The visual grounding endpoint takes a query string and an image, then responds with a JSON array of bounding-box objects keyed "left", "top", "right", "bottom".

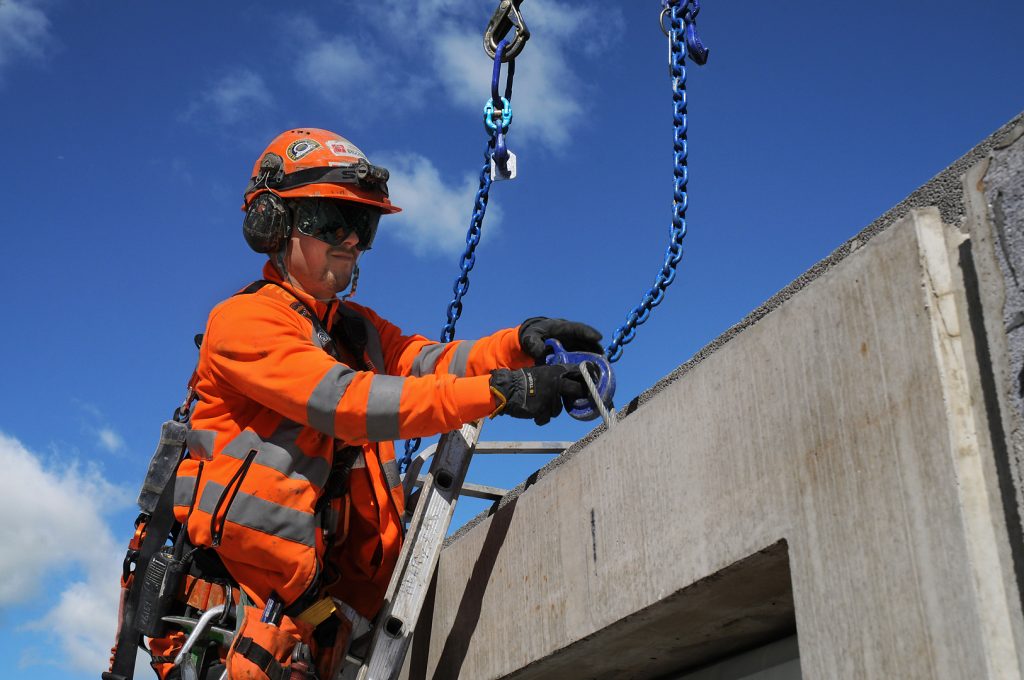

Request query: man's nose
[{"left": 339, "top": 229, "right": 360, "bottom": 248}]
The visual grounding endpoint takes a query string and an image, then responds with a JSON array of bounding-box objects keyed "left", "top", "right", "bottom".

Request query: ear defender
[
  {"left": 242, "top": 153, "right": 291, "bottom": 253},
  {"left": 243, "top": 192, "right": 291, "bottom": 253}
]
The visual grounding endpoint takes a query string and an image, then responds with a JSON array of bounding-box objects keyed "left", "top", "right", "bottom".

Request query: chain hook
[
  {"left": 682, "top": 0, "right": 709, "bottom": 65},
  {"left": 660, "top": 0, "right": 709, "bottom": 70},
  {"left": 484, "top": 0, "right": 530, "bottom": 61}
]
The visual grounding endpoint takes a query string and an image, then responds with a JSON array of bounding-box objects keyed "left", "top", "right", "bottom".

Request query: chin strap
[
  {"left": 342, "top": 264, "right": 360, "bottom": 301},
  {"left": 273, "top": 244, "right": 290, "bottom": 282}
]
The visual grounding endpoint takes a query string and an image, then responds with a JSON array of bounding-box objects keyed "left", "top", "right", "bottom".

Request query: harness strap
[
  {"left": 104, "top": 474, "right": 180, "bottom": 680},
  {"left": 235, "top": 636, "right": 289, "bottom": 680},
  {"left": 316, "top": 446, "right": 361, "bottom": 513},
  {"left": 239, "top": 279, "right": 342, "bottom": 359}
]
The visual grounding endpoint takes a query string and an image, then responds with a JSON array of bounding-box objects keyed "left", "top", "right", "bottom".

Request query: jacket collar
[{"left": 261, "top": 261, "right": 338, "bottom": 328}]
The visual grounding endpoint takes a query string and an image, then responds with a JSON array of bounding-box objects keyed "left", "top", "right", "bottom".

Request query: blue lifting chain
[
  {"left": 605, "top": 0, "right": 709, "bottom": 364},
  {"left": 400, "top": 34, "right": 522, "bottom": 473}
]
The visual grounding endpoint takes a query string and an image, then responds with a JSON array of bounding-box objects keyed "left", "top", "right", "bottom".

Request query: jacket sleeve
[
  {"left": 203, "top": 295, "right": 496, "bottom": 444},
  {"left": 347, "top": 302, "right": 534, "bottom": 378}
]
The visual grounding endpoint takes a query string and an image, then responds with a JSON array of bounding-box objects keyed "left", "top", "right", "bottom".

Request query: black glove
[
  {"left": 518, "top": 317, "right": 603, "bottom": 362},
  {"left": 489, "top": 365, "right": 590, "bottom": 425}
]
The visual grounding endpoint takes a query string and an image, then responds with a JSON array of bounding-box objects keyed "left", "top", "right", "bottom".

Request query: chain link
[
  {"left": 440, "top": 137, "right": 498, "bottom": 344},
  {"left": 402, "top": 39, "right": 514, "bottom": 472},
  {"left": 401, "top": 134, "right": 500, "bottom": 470},
  {"left": 606, "top": 1, "right": 703, "bottom": 364}
]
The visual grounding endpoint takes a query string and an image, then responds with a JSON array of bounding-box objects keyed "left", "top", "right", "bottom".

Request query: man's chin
[{"left": 325, "top": 271, "right": 353, "bottom": 296}]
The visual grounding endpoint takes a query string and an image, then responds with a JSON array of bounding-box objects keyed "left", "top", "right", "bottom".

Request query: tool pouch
[
  {"left": 137, "top": 547, "right": 191, "bottom": 638},
  {"left": 227, "top": 606, "right": 311, "bottom": 680},
  {"left": 138, "top": 420, "right": 190, "bottom": 515}
]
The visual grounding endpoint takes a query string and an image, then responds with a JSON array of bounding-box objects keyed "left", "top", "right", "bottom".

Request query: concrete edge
[{"left": 446, "top": 111, "right": 1024, "bottom": 547}]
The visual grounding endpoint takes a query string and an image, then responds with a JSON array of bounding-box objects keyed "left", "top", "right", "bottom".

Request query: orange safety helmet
[{"left": 242, "top": 128, "right": 401, "bottom": 214}]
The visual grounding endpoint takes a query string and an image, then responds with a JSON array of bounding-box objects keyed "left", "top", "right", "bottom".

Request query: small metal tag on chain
[{"left": 490, "top": 150, "right": 517, "bottom": 180}]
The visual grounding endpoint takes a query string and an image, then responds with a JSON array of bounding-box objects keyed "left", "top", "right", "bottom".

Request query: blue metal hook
[
  {"left": 683, "top": 21, "right": 709, "bottom": 64},
  {"left": 544, "top": 339, "right": 616, "bottom": 422},
  {"left": 662, "top": 0, "right": 710, "bottom": 66}
]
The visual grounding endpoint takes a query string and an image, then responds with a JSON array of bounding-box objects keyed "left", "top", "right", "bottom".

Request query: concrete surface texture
[{"left": 404, "top": 115, "right": 1024, "bottom": 679}]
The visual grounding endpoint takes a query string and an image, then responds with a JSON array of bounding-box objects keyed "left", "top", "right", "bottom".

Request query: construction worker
[{"left": 152, "top": 128, "right": 602, "bottom": 679}]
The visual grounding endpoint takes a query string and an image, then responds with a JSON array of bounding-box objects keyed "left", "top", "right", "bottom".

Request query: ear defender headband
[{"left": 242, "top": 153, "right": 292, "bottom": 253}]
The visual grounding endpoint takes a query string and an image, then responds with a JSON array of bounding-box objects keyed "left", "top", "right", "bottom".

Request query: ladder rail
[
  {"left": 355, "top": 421, "right": 484, "bottom": 680},
  {"left": 352, "top": 431, "right": 571, "bottom": 679}
]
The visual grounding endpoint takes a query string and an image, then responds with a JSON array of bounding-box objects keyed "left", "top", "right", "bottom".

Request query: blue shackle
[{"left": 544, "top": 339, "right": 616, "bottom": 422}]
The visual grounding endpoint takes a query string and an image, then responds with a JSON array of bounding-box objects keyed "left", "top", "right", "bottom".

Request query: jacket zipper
[{"left": 210, "top": 449, "right": 257, "bottom": 547}]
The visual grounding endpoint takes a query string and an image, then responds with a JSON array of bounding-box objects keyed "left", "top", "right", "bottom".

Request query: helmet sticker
[
  {"left": 327, "top": 139, "right": 367, "bottom": 160},
  {"left": 286, "top": 138, "right": 322, "bottom": 161}
]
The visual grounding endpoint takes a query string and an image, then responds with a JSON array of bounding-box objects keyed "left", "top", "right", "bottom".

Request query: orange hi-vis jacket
[{"left": 173, "top": 263, "right": 532, "bottom": 617}]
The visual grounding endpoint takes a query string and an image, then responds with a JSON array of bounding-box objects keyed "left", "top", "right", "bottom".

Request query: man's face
[{"left": 284, "top": 227, "right": 361, "bottom": 301}]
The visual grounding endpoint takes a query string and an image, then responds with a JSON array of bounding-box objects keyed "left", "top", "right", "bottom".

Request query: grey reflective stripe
[
  {"left": 411, "top": 343, "right": 446, "bottom": 377},
  {"left": 199, "top": 481, "right": 316, "bottom": 547},
  {"left": 175, "top": 476, "right": 197, "bottom": 507},
  {"left": 363, "top": 319, "right": 386, "bottom": 372},
  {"left": 366, "top": 375, "right": 404, "bottom": 441},
  {"left": 220, "top": 427, "right": 331, "bottom": 489},
  {"left": 449, "top": 340, "right": 475, "bottom": 377},
  {"left": 381, "top": 459, "right": 402, "bottom": 490},
  {"left": 186, "top": 429, "right": 216, "bottom": 460},
  {"left": 307, "top": 365, "right": 357, "bottom": 437},
  {"left": 221, "top": 430, "right": 261, "bottom": 459},
  {"left": 265, "top": 419, "right": 330, "bottom": 487},
  {"left": 351, "top": 452, "right": 367, "bottom": 469}
]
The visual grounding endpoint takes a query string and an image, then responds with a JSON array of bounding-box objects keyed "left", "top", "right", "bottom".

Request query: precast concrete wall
[{"left": 402, "top": 114, "right": 1024, "bottom": 680}]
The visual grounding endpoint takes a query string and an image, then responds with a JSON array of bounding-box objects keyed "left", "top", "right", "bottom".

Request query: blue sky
[{"left": 0, "top": 0, "right": 1021, "bottom": 677}]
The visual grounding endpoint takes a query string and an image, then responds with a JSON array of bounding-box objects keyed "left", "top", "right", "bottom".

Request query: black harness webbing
[
  {"left": 241, "top": 279, "right": 343, "bottom": 359},
  {"left": 103, "top": 474, "right": 180, "bottom": 680},
  {"left": 235, "top": 636, "right": 289, "bottom": 680}
]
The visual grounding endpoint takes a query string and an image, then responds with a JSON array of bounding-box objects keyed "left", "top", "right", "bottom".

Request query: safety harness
[{"left": 104, "top": 279, "right": 378, "bottom": 680}]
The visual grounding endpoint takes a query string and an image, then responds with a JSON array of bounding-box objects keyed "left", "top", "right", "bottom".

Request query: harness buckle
[
  {"left": 483, "top": 0, "right": 530, "bottom": 61},
  {"left": 121, "top": 549, "right": 139, "bottom": 583}
]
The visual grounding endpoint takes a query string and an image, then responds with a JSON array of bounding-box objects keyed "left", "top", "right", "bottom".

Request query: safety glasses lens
[{"left": 295, "top": 200, "right": 381, "bottom": 251}]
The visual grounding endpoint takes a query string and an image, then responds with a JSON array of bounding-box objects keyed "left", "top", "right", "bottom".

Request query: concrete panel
[
  {"left": 962, "top": 122, "right": 1024, "bottom": 611},
  {"left": 403, "top": 115, "right": 1024, "bottom": 679}
]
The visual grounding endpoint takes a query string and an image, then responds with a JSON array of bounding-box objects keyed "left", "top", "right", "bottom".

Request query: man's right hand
[{"left": 489, "top": 365, "right": 589, "bottom": 425}]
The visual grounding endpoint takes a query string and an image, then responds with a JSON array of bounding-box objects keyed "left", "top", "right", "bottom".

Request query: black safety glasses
[{"left": 292, "top": 198, "right": 381, "bottom": 251}]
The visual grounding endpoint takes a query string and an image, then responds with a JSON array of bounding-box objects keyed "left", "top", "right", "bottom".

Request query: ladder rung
[
  {"left": 472, "top": 441, "right": 572, "bottom": 454},
  {"left": 416, "top": 478, "right": 508, "bottom": 501}
]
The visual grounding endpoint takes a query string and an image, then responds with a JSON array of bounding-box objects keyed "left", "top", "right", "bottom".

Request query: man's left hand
[{"left": 519, "top": 317, "right": 603, "bottom": 361}]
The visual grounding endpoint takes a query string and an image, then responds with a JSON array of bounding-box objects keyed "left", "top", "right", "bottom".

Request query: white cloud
[
  {"left": 522, "top": 0, "right": 623, "bottom": 56},
  {"left": 377, "top": 152, "right": 502, "bottom": 257},
  {"left": 185, "top": 68, "right": 272, "bottom": 124},
  {"left": 0, "top": 431, "right": 132, "bottom": 674},
  {"left": 0, "top": 0, "right": 53, "bottom": 76},
  {"left": 431, "top": 28, "right": 581, "bottom": 149},
  {"left": 72, "top": 400, "right": 129, "bottom": 457},
  {"left": 298, "top": 37, "right": 375, "bottom": 97},
  {"left": 97, "top": 427, "right": 125, "bottom": 453},
  {"left": 292, "top": 0, "right": 624, "bottom": 151}
]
